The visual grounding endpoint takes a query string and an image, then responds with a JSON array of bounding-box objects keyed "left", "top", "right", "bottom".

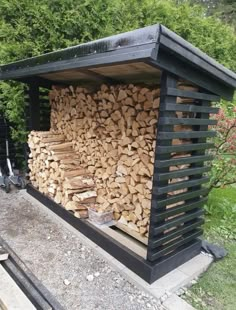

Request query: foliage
[
  {"left": 217, "top": 0, "right": 236, "bottom": 30},
  {"left": 0, "top": 0, "right": 236, "bottom": 144},
  {"left": 183, "top": 239, "right": 236, "bottom": 310},
  {"left": 183, "top": 186, "right": 236, "bottom": 309},
  {"left": 204, "top": 187, "right": 236, "bottom": 240},
  {"left": 209, "top": 107, "right": 236, "bottom": 189},
  {"left": 182, "top": 0, "right": 236, "bottom": 30},
  {"left": 0, "top": 81, "right": 26, "bottom": 141}
]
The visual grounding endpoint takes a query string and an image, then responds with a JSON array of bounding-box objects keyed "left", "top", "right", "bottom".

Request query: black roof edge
[
  {"left": 159, "top": 25, "right": 236, "bottom": 88},
  {"left": 0, "top": 24, "right": 160, "bottom": 74},
  {"left": 0, "top": 23, "right": 236, "bottom": 94}
]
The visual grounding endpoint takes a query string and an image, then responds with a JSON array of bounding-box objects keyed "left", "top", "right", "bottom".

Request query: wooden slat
[
  {"left": 25, "top": 90, "right": 48, "bottom": 96},
  {"left": 25, "top": 97, "right": 49, "bottom": 104},
  {"left": 158, "top": 131, "right": 216, "bottom": 140},
  {"left": 149, "top": 218, "right": 204, "bottom": 249},
  {"left": 166, "top": 88, "right": 220, "bottom": 102},
  {"left": 155, "top": 154, "right": 213, "bottom": 168},
  {"left": 163, "top": 103, "right": 219, "bottom": 114},
  {"left": 159, "top": 117, "right": 217, "bottom": 126},
  {"left": 148, "top": 72, "right": 177, "bottom": 243},
  {"left": 152, "top": 197, "right": 208, "bottom": 222},
  {"left": 115, "top": 223, "right": 148, "bottom": 245},
  {"left": 157, "top": 142, "right": 214, "bottom": 154},
  {"left": 151, "top": 209, "right": 203, "bottom": 235},
  {"left": 154, "top": 166, "right": 210, "bottom": 181},
  {"left": 153, "top": 176, "right": 209, "bottom": 195},
  {"left": 148, "top": 229, "right": 202, "bottom": 261},
  {"left": 153, "top": 188, "right": 209, "bottom": 209}
]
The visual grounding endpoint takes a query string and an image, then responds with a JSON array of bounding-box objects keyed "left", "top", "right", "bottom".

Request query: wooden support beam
[{"left": 28, "top": 82, "right": 40, "bottom": 131}]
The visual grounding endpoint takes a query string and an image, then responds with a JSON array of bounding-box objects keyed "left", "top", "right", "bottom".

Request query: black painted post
[
  {"left": 28, "top": 82, "right": 40, "bottom": 131},
  {"left": 188, "top": 99, "right": 210, "bottom": 188},
  {"left": 147, "top": 71, "right": 178, "bottom": 261},
  {"left": 187, "top": 97, "right": 213, "bottom": 211}
]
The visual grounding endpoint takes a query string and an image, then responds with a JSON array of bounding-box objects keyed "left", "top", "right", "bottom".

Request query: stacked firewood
[
  {"left": 28, "top": 83, "right": 196, "bottom": 239},
  {"left": 28, "top": 131, "right": 96, "bottom": 218},
  {"left": 47, "top": 84, "right": 162, "bottom": 237}
]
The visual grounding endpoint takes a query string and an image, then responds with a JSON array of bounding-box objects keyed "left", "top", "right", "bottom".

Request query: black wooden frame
[
  {"left": 0, "top": 23, "right": 235, "bottom": 284},
  {"left": 1, "top": 24, "right": 236, "bottom": 100},
  {"left": 24, "top": 69, "right": 220, "bottom": 283},
  {"left": 147, "top": 72, "right": 219, "bottom": 262},
  {"left": 27, "top": 184, "right": 201, "bottom": 284},
  {"left": 0, "top": 237, "right": 64, "bottom": 310}
]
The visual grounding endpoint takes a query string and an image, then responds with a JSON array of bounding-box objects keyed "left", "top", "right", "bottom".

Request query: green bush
[
  {"left": 204, "top": 187, "right": 236, "bottom": 240},
  {"left": 209, "top": 107, "right": 236, "bottom": 189},
  {"left": 0, "top": 0, "right": 236, "bottom": 143}
]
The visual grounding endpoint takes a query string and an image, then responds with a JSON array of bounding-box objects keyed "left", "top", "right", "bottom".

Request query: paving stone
[
  {"left": 162, "top": 294, "right": 196, "bottom": 310},
  {"left": 177, "top": 253, "right": 213, "bottom": 279}
]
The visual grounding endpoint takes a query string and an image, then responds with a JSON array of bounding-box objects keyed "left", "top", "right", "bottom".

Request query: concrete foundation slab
[{"left": 163, "top": 294, "right": 196, "bottom": 310}]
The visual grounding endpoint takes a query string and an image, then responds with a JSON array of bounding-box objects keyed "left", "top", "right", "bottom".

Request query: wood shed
[{"left": 1, "top": 24, "right": 236, "bottom": 284}]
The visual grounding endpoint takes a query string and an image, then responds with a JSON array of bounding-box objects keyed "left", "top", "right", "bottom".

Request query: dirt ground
[{"left": 0, "top": 189, "right": 162, "bottom": 310}]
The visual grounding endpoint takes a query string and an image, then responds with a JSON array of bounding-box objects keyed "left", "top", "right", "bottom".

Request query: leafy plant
[
  {"left": 204, "top": 199, "right": 236, "bottom": 240},
  {"left": 209, "top": 107, "right": 236, "bottom": 189},
  {"left": 0, "top": 81, "right": 26, "bottom": 141},
  {"left": 204, "top": 186, "right": 236, "bottom": 240}
]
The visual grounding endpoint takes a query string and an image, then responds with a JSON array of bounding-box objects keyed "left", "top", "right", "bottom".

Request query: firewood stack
[
  {"left": 28, "top": 83, "right": 197, "bottom": 239},
  {"left": 47, "top": 84, "right": 161, "bottom": 237},
  {"left": 28, "top": 131, "right": 96, "bottom": 218}
]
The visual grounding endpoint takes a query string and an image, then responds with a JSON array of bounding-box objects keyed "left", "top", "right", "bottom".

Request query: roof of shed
[{"left": 0, "top": 24, "right": 236, "bottom": 99}]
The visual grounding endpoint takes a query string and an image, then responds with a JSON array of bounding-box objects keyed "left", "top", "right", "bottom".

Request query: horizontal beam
[
  {"left": 27, "top": 184, "right": 202, "bottom": 283},
  {"left": 151, "top": 209, "right": 203, "bottom": 235},
  {"left": 165, "top": 88, "right": 220, "bottom": 102},
  {"left": 156, "top": 142, "right": 214, "bottom": 154},
  {"left": 80, "top": 68, "right": 122, "bottom": 84},
  {"left": 149, "top": 218, "right": 204, "bottom": 249},
  {"left": 162, "top": 103, "right": 219, "bottom": 114},
  {"left": 152, "top": 197, "right": 208, "bottom": 222},
  {"left": 25, "top": 98, "right": 49, "bottom": 105},
  {"left": 149, "top": 53, "right": 234, "bottom": 101},
  {"left": 153, "top": 188, "right": 209, "bottom": 209},
  {"left": 25, "top": 93, "right": 49, "bottom": 98},
  {"left": 153, "top": 176, "right": 209, "bottom": 195},
  {"left": 154, "top": 166, "right": 210, "bottom": 181},
  {"left": 1, "top": 44, "right": 155, "bottom": 81},
  {"left": 158, "top": 131, "right": 216, "bottom": 140},
  {"left": 148, "top": 229, "right": 202, "bottom": 261},
  {"left": 159, "top": 34, "right": 235, "bottom": 96},
  {"left": 159, "top": 117, "right": 217, "bottom": 126},
  {"left": 19, "top": 76, "right": 66, "bottom": 89},
  {"left": 155, "top": 154, "right": 213, "bottom": 168}
]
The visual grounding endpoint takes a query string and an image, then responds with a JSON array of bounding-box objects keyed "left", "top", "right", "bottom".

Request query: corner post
[
  {"left": 147, "top": 71, "right": 178, "bottom": 261},
  {"left": 28, "top": 81, "right": 40, "bottom": 131}
]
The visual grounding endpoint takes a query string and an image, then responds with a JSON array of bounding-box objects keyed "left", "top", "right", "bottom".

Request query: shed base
[{"left": 27, "top": 184, "right": 201, "bottom": 284}]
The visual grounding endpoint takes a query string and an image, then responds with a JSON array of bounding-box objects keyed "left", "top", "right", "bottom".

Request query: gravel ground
[{"left": 0, "top": 189, "right": 163, "bottom": 310}]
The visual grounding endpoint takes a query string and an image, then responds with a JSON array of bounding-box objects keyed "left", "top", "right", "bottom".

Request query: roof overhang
[{"left": 0, "top": 24, "right": 236, "bottom": 100}]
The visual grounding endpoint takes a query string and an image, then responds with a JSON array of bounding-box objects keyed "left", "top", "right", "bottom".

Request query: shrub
[{"left": 209, "top": 107, "right": 236, "bottom": 189}]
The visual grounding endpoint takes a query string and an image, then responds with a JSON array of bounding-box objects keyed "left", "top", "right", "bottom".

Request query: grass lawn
[{"left": 183, "top": 186, "right": 236, "bottom": 310}]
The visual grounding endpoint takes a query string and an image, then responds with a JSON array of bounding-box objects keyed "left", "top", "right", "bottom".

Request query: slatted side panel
[
  {"left": 147, "top": 73, "right": 219, "bottom": 262},
  {"left": 25, "top": 87, "right": 51, "bottom": 131}
]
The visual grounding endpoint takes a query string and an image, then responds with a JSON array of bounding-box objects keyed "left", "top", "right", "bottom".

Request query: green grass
[{"left": 184, "top": 186, "right": 236, "bottom": 310}]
